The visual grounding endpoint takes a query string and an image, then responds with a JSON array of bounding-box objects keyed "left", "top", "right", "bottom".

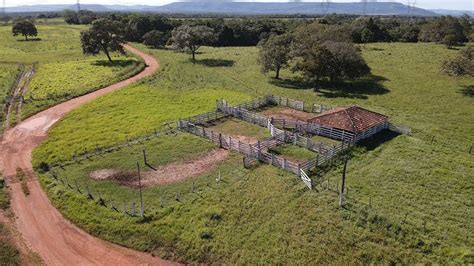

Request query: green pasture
[
  {"left": 31, "top": 41, "right": 474, "bottom": 264},
  {"left": 208, "top": 117, "right": 271, "bottom": 141},
  {"left": 269, "top": 143, "right": 317, "bottom": 162},
  {"left": 0, "top": 23, "right": 144, "bottom": 124}
]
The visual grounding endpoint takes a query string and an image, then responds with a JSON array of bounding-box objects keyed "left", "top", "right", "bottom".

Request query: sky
[{"left": 5, "top": 0, "right": 474, "bottom": 11}]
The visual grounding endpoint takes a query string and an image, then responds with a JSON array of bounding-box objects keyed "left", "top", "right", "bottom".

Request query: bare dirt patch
[
  {"left": 229, "top": 134, "right": 258, "bottom": 144},
  {"left": 259, "top": 106, "right": 317, "bottom": 121},
  {"left": 89, "top": 149, "right": 229, "bottom": 187}
]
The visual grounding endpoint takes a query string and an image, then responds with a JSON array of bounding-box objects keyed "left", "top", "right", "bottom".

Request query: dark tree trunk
[
  {"left": 25, "top": 35, "right": 28, "bottom": 41},
  {"left": 275, "top": 67, "right": 280, "bottom": 79},
  {"left": 102, "top": 45, "right": 113, "bottom": 62},
  {"left": 192, "top": 50, "right": 196, "bottom": 61}
]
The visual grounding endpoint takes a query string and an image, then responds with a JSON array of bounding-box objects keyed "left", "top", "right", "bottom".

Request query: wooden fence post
[
  {"left": 219, "top": 133, "right": 223, "bottom": 148},
  {"left": 137, "top": 162, "right": 144, "bottom": 218},
  {"left": 257, "top": 141, "right": 261, "bottom": 160}
]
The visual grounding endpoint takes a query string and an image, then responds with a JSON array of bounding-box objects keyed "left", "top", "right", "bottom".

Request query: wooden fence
[
  {"left": 217, "top": 99, "right": 355, "bottom": 142},
  {"left": 300, "top": 169, "right": 313, "bottom": 189},
  {"left": 178, "top": 120, "right": 307, "bottom": 178},
  {"left": 266, "top": 95, "right": 333, "bottom": 113}
]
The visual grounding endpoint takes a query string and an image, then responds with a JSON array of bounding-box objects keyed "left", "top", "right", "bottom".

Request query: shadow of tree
[
  {"left": 17, "top": 38, "right": 42, "bottom": 42},
  {"left": 92, "top": 59, "right": 136, "bottom": 67},
  {"left": 192, "top": 58, "right": 235, "bottom": 67},
  {"left": 271, "top": 74, "right": 390, "bottom": 100},
  {"left": 460, "top": 85, "right": 474, "bottom": 97}
]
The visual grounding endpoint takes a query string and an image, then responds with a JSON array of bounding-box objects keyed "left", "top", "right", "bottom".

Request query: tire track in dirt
[{"left": 0, "top": 45, "right": 175, "bottom": 265}]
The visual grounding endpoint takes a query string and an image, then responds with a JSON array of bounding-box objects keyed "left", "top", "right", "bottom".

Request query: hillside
[
  {"left": 6, "top": 2, "right": 438, "bottom": 16},
  {"left": 152, "top": 2, "right": 437, "bottom": 16}
]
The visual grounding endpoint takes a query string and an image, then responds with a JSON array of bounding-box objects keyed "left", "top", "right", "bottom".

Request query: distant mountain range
[{"left": 3, "top": 2, "right": 468, "bottom": 17}]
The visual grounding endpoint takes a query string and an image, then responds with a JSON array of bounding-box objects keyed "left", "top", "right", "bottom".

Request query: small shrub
[
  {"left": 0, "top": 242, "right": 21, "bottom": 265},
  {"left": 442, "top": 47, "right": 474, "bottom": 77},
  {"left": 200, "top": 231, "right": 213, "bottom": 240}
]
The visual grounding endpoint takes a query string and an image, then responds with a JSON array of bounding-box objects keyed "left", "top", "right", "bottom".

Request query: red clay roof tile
[{"left": 308, "top": 106, "right": 388, "bottom": 134}]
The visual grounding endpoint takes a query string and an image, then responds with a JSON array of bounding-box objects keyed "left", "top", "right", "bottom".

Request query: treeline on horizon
[{"left": 4, "top": 10, "right": 474, "bottom": 48}]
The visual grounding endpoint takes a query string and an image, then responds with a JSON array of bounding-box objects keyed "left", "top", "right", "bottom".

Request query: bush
[{"left": 442, "top": 47, "right": 474, "bottom": 77}]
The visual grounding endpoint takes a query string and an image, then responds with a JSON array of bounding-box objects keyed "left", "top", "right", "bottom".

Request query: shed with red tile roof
[{"left": 307, "top": 106, "right": 388, "bottom": 135}]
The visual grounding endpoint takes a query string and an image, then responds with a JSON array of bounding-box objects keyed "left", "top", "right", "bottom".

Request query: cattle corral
[{"left": 178, "top": 95, "right": 397, "bottom": 189}]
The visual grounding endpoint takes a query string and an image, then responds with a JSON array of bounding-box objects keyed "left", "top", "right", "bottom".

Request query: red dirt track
[{"left": 0, "top": 45, "right": 175, "bottom": 265}]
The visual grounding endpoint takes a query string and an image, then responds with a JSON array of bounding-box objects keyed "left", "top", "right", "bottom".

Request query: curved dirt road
[{"left": 0, "top": 45, "right": 174, "bottom": 265}]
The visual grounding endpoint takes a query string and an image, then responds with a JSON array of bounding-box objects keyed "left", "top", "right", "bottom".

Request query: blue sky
[{"left": 6, "top": 0, "right": 474, "bottom": 11}]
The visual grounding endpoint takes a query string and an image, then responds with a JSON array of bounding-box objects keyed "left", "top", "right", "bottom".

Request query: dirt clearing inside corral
[
  {"left": 259, "top": 106, "right": 316, "bottom": 121},
  {"left": 89, "top": 149, "right": 229, "bottom": 187}
]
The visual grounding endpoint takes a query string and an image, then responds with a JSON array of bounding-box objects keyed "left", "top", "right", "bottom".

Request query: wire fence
[{"left": 45, "top": 158, "right": 249, "bottom": 218}]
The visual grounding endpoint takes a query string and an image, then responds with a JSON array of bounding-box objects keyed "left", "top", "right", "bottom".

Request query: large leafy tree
[
  {"left": 80, "top": 18, "right": 125, "bottom": 62},
  {"left": 420, "top": 16, "right": 466, "bottom": 47},
  {"left": 258, "top": 34, "right": 292, "bottom": 79},
  {"left": 291, "top": 22, "right": 370, "bottom": 83},
  {"left": 143, "top": 30, "right": 168, "bottom": 48},
  {"left": 12, "top": 19, "right": 38, "bottom": 41},
  {"left": 171, "top": 25, "right": 216, "bottom": 61}
]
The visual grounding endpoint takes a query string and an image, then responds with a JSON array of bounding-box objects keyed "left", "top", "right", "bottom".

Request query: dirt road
[{"left": 0, "top": 45, "right": 174, "bottom": 265}]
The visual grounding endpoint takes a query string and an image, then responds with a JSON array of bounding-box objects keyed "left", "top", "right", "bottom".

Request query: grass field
[
  {"left": 32, "top": 42, "right": 474, "bottom": 263},
  {"left": 0, "top": 23, "right": 144, "bottom": 125},
  {"left": 208, "top": 117, "right": 271, "bottom": 141},
  {"left": 269, "top": 144, "right": 317, "bottom": 162},
  {"left": 0, "top": 179, "right": 21, "bottom": 265}
]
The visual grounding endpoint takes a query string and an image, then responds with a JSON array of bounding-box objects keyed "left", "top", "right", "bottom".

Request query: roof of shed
[{"left": 308, "top": 106, "right": 388, "bottom": 134}]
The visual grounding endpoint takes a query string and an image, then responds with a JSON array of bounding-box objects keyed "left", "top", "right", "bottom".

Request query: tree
[
  {"left": 171, "top": 25, "right": 216, "bottom": 61},
  {"left": 258, "top": 34, "right": 292, "bottom": 79},
  {"left": 80, "top": 18, "right": 125, "bottom": 62},
  {"left": 12, "top": 19, "right": 38, "bottom": 41},
  {"left": 442, "top": 34, "right": 459, "bottom": 49},
  {"left": 64, "top": 9, "right": 96, "bottom": 25},
  {"left": 63, "top": 9, "right": 79, "bottom": 24},
  {"left": 420, "top": 16, "right": 466, "bottom": 47},
  {"left": 291, "top": 22, "right": 370, "bottom": 83},
  {"left": 442, "top": 47, "right": 474, "bottom": 77},
  {"left": 143, "top": 30, "right": 168, "bottom": 48}
]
